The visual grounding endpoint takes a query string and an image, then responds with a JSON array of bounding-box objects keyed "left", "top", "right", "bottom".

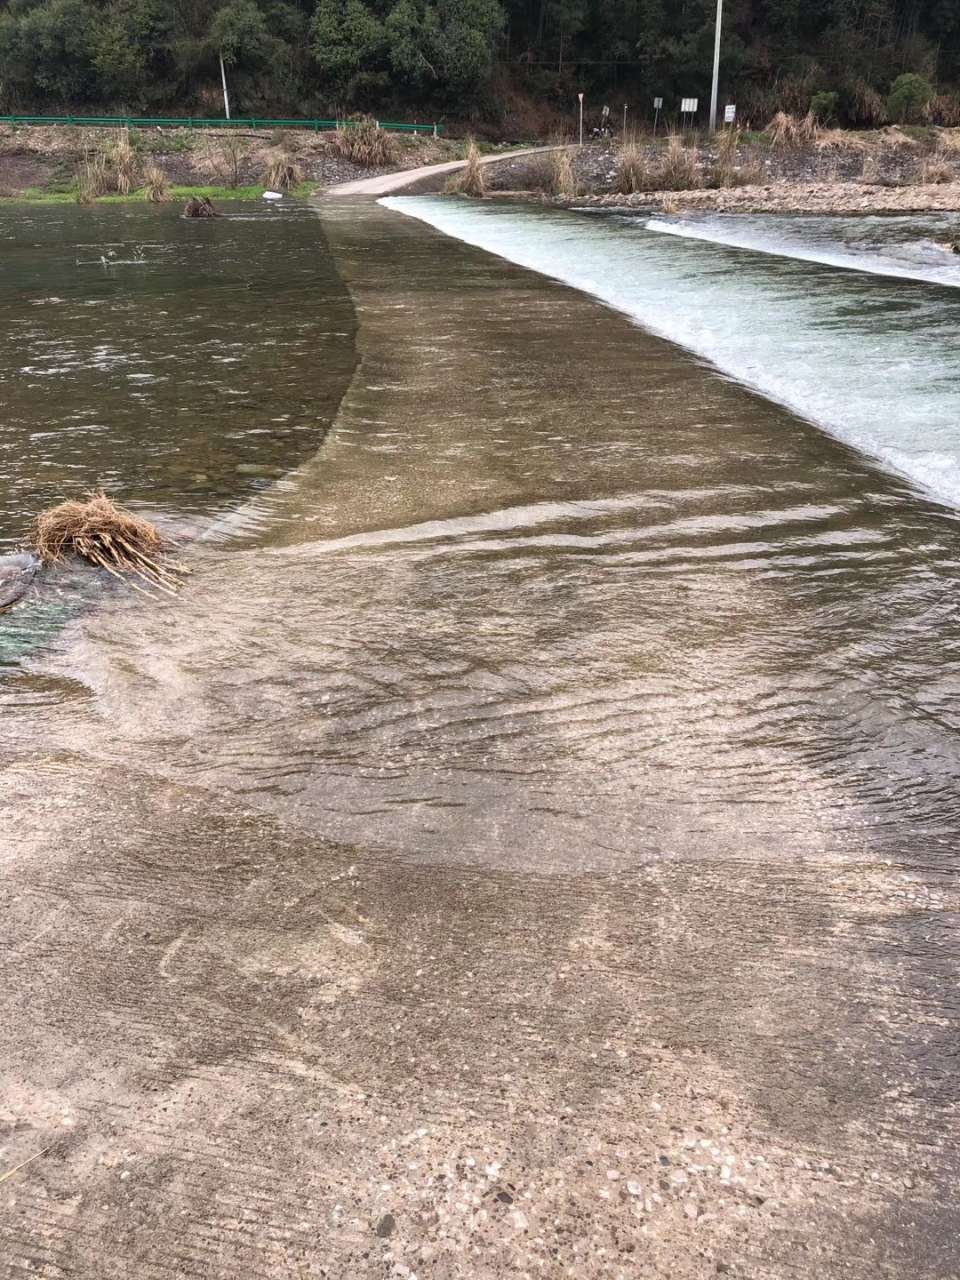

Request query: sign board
[
  {"left": 681, "top": 97, "right": 698, "bottom": 113},
  {"left": 724, "top": 104, "right": 736, "bottom": 124},
  {"left": 653, "top": 97, "right": 663, "bottom": 109}
]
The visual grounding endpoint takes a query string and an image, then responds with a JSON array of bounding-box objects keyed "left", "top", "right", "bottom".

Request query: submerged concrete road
[
  {"left": 326, "top": 145, "right": 566, "bottom": 196},
  {"left": 2, "top": 199, "right": 959, "bottom": 1279}
]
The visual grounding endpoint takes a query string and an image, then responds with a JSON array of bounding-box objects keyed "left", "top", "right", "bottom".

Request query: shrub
[
  {"left": 887, "top": 73, "right": 934, "bottom": 124},
  {"left": 810, "top": 91, "right": 838, "bottom": 124},
  {"left": 333, "top": 115, "right": 399, "bottom": 167}
]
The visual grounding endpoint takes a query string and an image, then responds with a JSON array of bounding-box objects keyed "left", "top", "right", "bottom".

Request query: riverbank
[
  {"left": 0, "top": 122, "right": 461, "bottom": 202},
  {"left": 481, "top": 129, "right": 960, "bottom": 216}
]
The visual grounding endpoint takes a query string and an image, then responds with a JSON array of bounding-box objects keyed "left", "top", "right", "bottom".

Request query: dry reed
[
  {"left": 142, "top": 163, "right": 169, "bottom": 202},
  {"left": 264, "top": 149, "right": 304, "bottom": 191},
  {"left": 109, "top": 128, "right": 137, "bottom": 195},
  {"left": 550, "top": 148, "right": 577, "bottom": 197},
  {"left": 448, "top": 141, "right": 486, "bottom": 197},
  {"left": 767, "top": 110, "right": 817, "bottom": 148},
  {"left": 657, "top": 135, "right": 702, "bottom": 190},
  {"left": 917, "top": 151, "right": 954, "bottom": 184},
  {"left": 333, "top": 116, "right": 399, "bottom": 168},
  {"left": 615, "top": 142, "right": 648, "bottom": 194},
  {"left": 30, "top": 493, "right": 183, "bottom": 594}
]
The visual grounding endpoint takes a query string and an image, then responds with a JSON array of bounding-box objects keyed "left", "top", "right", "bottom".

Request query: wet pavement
[{"left": 1, "top": 198, "right": 959, "bottom": 1278}]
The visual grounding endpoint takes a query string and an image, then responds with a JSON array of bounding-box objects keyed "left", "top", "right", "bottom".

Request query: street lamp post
[{"left": 709, "top": 0, "right": 723, "bottom": 131}]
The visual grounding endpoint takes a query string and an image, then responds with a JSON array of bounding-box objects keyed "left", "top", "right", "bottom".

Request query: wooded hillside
[{"left": 1, "top": 0, "right": 958, "bottom": 128}]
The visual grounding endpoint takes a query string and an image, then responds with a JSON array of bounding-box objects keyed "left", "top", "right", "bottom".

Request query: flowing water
[
  {"left": 0, "top": 200, "right": 355, "bottom": 551},
  {"left": 3, "top": 197, "right": 960, "bottom": 1273}
]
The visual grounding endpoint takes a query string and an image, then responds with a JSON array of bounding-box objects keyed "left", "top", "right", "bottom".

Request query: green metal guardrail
[{"left": 0, "top": 115, "right": 442, "bottom": 134}]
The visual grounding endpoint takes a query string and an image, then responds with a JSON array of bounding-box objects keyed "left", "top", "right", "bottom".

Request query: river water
[{"left": 2, "top": 196, "right": 959, "bottom": 1274}]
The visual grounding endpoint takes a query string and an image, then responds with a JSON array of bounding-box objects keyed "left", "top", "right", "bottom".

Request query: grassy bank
[
  {"left": 0, "top": 121, "right": 459, "bottom": 202},
  {"left": 8, "top": 182, "right": 317, "bottom": 204}
]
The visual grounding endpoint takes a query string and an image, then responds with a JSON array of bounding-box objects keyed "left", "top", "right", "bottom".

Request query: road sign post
[
  {"left": 724, "top": 104, "right": 736, "bottom": 126},
  {"left": 653, "top": 96, "right": 663, "bottom": 136},
  {"left": 709, "top": 0, "right": 723, "bottom": 131},
  {"left": 680, "top": 97, "right": 699, "bottom": 133}
]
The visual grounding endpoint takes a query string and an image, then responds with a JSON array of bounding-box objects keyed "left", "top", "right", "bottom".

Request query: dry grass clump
[
  {"left": 814, "top": 127, "right": 868, "bottom": 151},
  {"left": 929, "top": 95, "right": 960, "bottom": 127},
  {"left": 657, "top": 135, "right": 702, "bottom": 190},
  {"left": 142, "top": 163, "right": 169, "bottom": 202},
  {"left": 30, "top": 493, "right": 183, "bottom": 593},
  {"left": 74, "top": 156, "right": 105, "bottom": 204},
  {"left": 447, "top": 141, "right": 486, "bottom": 197},
  {"left": 615, "top": 141, "right": 648, "bottom": 194},
  {"left": 333, "top": 115, "right": 399, "bottom": 168},
  {"left": 917, "top": 151, "right": 955, "bottom": 184},
  {"left": 263, "top": 149, "right": 304, "bottom": 191},
  {"left": 550, "top": 148, "right": 577, "bottom": 197},
  {"left": 108, "top": 128, "right": 137, "bottom": 195},
  {"left": 767, "top": 110, "right": 817, "bottom": 148}
]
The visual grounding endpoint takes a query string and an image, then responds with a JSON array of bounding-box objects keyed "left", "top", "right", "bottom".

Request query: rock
[
  {"left": 375, "top": 1213, "right": 396, "bottom": 1238},
  {"left": 0, "top": 551, "right": 40, "bottom": 611}
]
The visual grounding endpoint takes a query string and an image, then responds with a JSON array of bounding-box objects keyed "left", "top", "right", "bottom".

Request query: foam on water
[
  {"left": 645, "top": 211, "right": 960, "bottom": 287},
  {"left": 383, "top": 196, "right": 960, "bottom": 511}
]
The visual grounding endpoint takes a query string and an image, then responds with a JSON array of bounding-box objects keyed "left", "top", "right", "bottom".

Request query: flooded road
[{"left": 2, "top": 198, "right": 959, "bottom": 1278}]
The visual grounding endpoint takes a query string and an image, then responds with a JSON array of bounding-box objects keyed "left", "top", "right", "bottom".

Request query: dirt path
[{"left": 326, "top": 145, "right": 569, "bottom": 196}]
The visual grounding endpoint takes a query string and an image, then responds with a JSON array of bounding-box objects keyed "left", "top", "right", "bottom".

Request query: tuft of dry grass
[
  {"left": 615, "top": 142, "right": 649, "bottom": 194},
  {"left": 109, "top": 128, "right": 137, "bottom": 195},
  {"left": 767, "top": 110, "right": 817, "bottom": 148},
  {"left": 30, "top": 492, "right": 184, "bottom": 593},
  {"left": 263, "top": 149, "right": 304, "bottom": 192},
  {"left": 142, "top": 163, "right": 169, "bottom": 202},
  {"left": 917, "top": 151, "right": 955, "bottom": 184},
  {"left": 447, "top": 141, "right": 486, "bottom": 197},
  {"left": 657, "top": 135, "right": 702, "bottom": 190},
  {"left": 550, "top": 148, "right": 577, "bottom": 198},
  {"left": 74, "top": 158, "right": 102, "bottom": 204},
  {"left": 333, "top": 115, "right": 399, "bottom": 168},
  {"left": 814, "top": 127, "right": 868, "bottom": 151}
]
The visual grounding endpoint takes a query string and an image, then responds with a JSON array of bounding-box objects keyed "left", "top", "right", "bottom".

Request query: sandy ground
[{"left": 2, "top": 198, "right": 958, "bottom": 1278}]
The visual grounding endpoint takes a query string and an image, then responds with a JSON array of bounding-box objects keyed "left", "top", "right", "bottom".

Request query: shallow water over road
[
  {"left": 2, "top": 199, "right": 959, "bottom": 1277},
  {"left": 0, "top": 200, "right": 355, "bottom": 552}
]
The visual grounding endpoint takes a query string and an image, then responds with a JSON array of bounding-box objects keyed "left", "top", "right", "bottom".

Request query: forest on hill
[{"left": 1, "top": 0, "right": 959, "bottom": 129}]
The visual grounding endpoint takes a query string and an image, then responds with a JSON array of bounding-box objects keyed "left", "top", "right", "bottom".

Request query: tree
[{"left": 886, "top": 71, "right": 933, "bottom": 123}]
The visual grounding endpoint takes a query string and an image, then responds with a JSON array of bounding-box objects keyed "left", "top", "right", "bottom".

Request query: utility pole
[
  {"left": 709, "top": 0, "right": 722, "bottom": 131},
  {"left": 578, "top": 92, "right": 584, "bottom": 145},
  {"left": 219, "top": 51, "right": 231, "bottom": 120}
]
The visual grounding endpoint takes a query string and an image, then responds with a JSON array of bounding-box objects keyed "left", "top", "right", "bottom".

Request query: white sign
[
  {"left": 724, "top": 104, "right": 736, "bottom": 124},
  {"left": 681, "top": 97, "right": 698, "bottom": 114},
  {"left": 578, "top": 92, "right": 584, "bottom": 103},
  {"left": 653, "top": 96, "right": 663, "bottom": 109}
]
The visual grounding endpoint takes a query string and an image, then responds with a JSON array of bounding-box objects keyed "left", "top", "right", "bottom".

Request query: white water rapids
[{"left": 384, "top": 197, "right": 960, "bottom": 512}]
